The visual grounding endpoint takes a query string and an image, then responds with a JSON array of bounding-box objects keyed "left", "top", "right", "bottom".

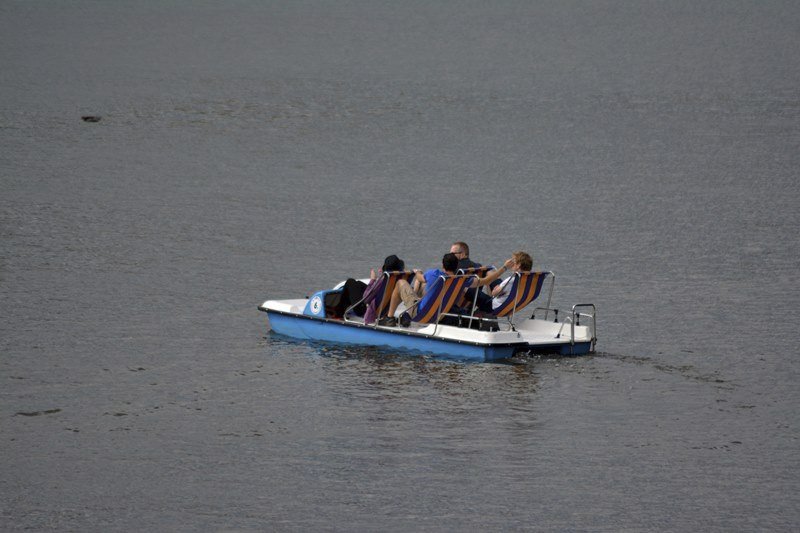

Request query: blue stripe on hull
[
  {"left": 266, "top": 312, "right": 516, "bottom": 362},
  {"left": 560, "top": 342, "right": 592, "bottom": 355},
  {"left": 523, "top": 341, "right": 593, "bottom": 356}
]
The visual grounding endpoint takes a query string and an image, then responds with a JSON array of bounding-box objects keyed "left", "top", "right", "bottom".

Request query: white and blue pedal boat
[{"left": 259, "top": 270, "right": 597, "bottom": 362}]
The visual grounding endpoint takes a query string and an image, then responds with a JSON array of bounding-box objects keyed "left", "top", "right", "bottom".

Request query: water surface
[{"left": 2, "top": 1, "right": 799, "bottom": 531}]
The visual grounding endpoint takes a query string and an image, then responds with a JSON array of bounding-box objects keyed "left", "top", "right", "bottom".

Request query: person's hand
[
  {"left": 370, "top": 268, "right": 377, "bottom": 280},
  {"left": 503, "top": 258, "right": 514, "bottom": 269},
  {"left": 413, "top": 269, "right": 422, "bottom": 274}
]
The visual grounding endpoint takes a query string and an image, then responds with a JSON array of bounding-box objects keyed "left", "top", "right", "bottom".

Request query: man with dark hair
[{"left": 380, "top": 253, "right": 511, "bottom": 326}]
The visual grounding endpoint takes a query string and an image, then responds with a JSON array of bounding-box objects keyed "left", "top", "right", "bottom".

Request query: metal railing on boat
[{"left": 532, "top": 303, "right": 597, "bottom": 354}]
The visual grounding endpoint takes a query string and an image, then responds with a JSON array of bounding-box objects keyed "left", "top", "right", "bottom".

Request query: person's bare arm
[{"left": 474, "top": 258, "right": 513, "bottom": 287}]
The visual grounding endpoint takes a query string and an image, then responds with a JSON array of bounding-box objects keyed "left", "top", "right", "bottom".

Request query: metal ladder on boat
[{"left": 532, "top": 303, "right": 597, "bottom": 354}]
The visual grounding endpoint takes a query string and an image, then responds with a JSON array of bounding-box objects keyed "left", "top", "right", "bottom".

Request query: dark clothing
[
  {"left": 456, "top": 257, "right": 496, "bottom": 312},
  {"left": 457, "top": 258, "right": 481, "bottom": 270},
  {"left": 326, "top": 278, "right": 367, "bottom": 318},
  {"left": 473, "top": 290, "right": 495, "bottom": 312}
]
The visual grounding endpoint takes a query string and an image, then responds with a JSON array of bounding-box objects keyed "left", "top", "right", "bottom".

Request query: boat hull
[{"left": 265, "top": 310, "right": 522, "bottom": 361}]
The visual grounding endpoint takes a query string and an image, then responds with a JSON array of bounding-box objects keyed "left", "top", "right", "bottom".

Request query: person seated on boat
[
  {"left": 328, "top": 254, "right": 404, "bottom": 321},
  {"left": 379, "top": 253, "right": 512, "bottom": 326},
  {"left": 361, "top": 254, "right": 406, "bottom": 325},
  {"left": 489, "top": 251, "right": 533, "bottom": 311},
  {"left": 451, "top": 240, "right": 499, "bottom": 312},
  {"left": 450, "top": 241, "right": 480, "bottom": 270}
]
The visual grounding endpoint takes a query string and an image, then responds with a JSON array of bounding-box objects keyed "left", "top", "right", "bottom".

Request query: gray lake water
[{"left": 2, "top": 1, "right": 799, "bottom": 531}]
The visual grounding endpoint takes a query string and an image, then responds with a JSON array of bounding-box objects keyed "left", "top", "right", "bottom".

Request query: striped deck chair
[
  {"left": 456, "top": 265, "right": 495, "bottom": 317},
  {"left": 456, "top": 265, "right": 495, "bottom": 278},
  {"left": 493, "top": 271, "right": 550, "bottom": 323},
  {"left": 406, "top": 274, "right": 473, "bottom": 326},
  {"left": 344, "top": 270, "right": 414, "bottom": 324}
]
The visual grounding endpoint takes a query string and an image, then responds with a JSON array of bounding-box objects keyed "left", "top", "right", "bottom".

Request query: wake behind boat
[{"left": 259, "top": 267, "right": 597, "bottom": 362}]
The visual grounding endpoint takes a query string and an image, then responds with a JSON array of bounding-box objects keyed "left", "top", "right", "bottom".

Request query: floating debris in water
[
  {"left": 15, "top": 408, "right": 61, "bottom": 417},
  {"left": 81, "top": 115, "right": 101, "bottom": 122}
]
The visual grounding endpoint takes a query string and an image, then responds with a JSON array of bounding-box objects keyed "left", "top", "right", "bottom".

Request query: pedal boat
[{"left": 259, "top": 270, "right": 596, "bottom": 362}]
